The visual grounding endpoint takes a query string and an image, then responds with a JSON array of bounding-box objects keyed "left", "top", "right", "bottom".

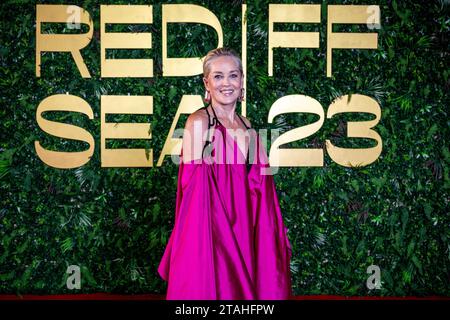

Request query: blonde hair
[{"left": 203, "top": 47, "right": 243, "bottom": 78}]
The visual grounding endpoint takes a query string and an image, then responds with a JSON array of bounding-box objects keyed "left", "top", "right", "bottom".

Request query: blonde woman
[{"left": 158, "top": 48, "right": 292, "bottom": 300}]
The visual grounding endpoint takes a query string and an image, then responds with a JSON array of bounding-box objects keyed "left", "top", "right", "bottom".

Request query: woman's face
[{"left": 203, "top": 56, "right": 243, "bottom": 108}]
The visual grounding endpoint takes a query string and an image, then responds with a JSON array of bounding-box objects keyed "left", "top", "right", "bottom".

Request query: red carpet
[{"left": 0, "top": 294, "right": 448, "bottom": 300}]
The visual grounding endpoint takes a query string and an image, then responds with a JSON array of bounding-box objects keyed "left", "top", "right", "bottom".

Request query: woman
[{"left": 158, "top": 47, "right": 292, "bottom": 300}]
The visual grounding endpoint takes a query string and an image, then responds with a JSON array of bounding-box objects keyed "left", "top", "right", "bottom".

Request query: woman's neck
[{"left": 210, "top": 101, "right": 237, "bottom": 125}]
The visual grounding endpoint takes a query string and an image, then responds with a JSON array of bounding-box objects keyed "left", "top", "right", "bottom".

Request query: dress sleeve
[{"left": 157, "top": 162, "right": 219, "bottom": 299}]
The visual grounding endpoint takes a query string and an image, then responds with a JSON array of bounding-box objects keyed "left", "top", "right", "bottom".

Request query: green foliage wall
[{"left": 0, "top": 0, "right": 449, "bottom": 296}]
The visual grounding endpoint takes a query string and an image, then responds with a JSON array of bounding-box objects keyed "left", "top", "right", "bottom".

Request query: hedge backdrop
[{"left": 0, "top": 0, "right": 449, "bottom": 296}]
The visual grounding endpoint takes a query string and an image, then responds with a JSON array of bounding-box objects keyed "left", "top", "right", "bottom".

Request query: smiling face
[{"left": 203, "top": 55, "right": 243, "bottom": 108}]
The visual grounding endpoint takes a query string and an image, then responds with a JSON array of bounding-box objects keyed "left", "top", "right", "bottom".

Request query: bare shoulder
[
  {"left": 185, "top": 108, "right": 209, "bottom": 132},
  {"left": 183, "top": 107, "right": 209, "bottom": 162}
]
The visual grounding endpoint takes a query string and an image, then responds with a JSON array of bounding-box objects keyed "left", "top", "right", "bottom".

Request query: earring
[
  {"left": 238, "top": 88, "right": 245, "bottom": 102},
  {"left": 204, "top": 90, "right": 210, "bottom": 103}
]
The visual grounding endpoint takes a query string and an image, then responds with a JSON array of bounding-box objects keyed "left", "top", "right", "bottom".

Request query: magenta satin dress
[{"left": 157, "top": 110, "right": 292, "bottom": 300}]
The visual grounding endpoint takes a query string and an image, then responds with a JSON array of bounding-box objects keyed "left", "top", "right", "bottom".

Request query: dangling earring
[
  {"left": 204, "top": 90, "right": 210, "bottom": 103},
  {"left": 238, "top": 88, "right": 245, "bottom": 102}
]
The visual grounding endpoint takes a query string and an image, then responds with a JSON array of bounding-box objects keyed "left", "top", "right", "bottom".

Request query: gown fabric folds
[{"left": 157, "top": 110, "right": 292, "bottom": 300}]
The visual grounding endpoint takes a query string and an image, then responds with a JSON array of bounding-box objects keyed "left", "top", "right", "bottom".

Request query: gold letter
[
  {"left": 268, "top": 4, "right": 320, "bottom": 76},
  {"left": 162, "top": 4, "right": 223, "bottom": 76},
  {"left": 101, "top": 96, "right": 153, "bottom": 167},
  {"left": 327, "top": 5, "right": 380, "bottom": 77},
  {"left": 326, "top": 94, "right": 382, "bottom": 167},
  {"left": 101, "top": 5, "right": 153, "bottom": 78},
  {"left": 35, "top": 94, "right": 94, "bottom": 168},
  {"left": 36, "top": 5, "right": 93, "bottom": 78},
  {"left": 157, "top": 95, "right": 204, "bottom": 166},
  {"left": 268, "top": 95, "right": 324, "bottom": 167}
]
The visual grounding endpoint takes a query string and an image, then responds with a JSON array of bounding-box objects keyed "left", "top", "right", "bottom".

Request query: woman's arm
[{"left": 182, "top": 109, "right": 209, "bottom": 163}]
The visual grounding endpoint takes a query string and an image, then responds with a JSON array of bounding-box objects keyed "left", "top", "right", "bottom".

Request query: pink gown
[{"left": 157, "top": 107, "right": 292, "bottom": 300}]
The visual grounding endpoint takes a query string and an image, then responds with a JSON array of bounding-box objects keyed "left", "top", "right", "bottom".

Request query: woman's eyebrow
[
  {"left": 211, "top": 70, "right": 240, "bottom": 75},
  {"left": 211, "top": 69, "right": 240, "bottom": 73}
]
